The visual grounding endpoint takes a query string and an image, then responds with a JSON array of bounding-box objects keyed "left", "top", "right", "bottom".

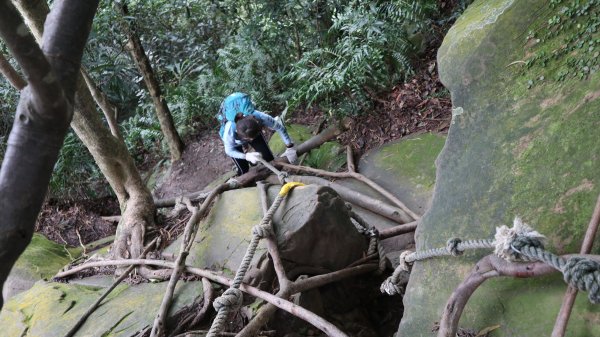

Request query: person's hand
[
  {"left": 245, "top": 152, "right": 262, "bottom": 164},
  {"left": 283, "top": 146, "right": 298, "bottom": 164}
]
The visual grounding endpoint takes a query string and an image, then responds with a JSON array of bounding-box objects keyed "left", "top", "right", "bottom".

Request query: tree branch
[
  {"left": 552, "top": 193, "right": 600, "bottom": 337},
  {"left": 0, "top": 51, "right": 26, "bottom": 90},
  {"left": 438, "top": 254, "right": 596, "bottom": 337}
]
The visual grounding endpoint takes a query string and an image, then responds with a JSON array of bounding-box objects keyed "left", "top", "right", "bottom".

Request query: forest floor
[{"left": 35, "top": 35, "right": 452, "bottom": 249}]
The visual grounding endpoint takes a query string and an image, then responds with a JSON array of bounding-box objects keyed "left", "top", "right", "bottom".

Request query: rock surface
[{"left": 399, "top": 1, "right": 600, "bottom": 336}]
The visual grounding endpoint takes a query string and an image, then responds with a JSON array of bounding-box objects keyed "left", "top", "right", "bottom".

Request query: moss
[
  {"left": 0, "top": 281, "right": 200, "bottom": 336},
  {"left": 268, "top": 124, "right": 346, "bottom": 171},
  {"left": 372, "top": 133, "right": 445, "bottom": 189},
  {"left": 14, "top": 234, "right": 80, "bottom": 280}
]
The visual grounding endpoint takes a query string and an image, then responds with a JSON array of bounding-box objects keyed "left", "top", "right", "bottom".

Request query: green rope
[{"left": 380, "top": 217, "right": 600, "bottom": 303}]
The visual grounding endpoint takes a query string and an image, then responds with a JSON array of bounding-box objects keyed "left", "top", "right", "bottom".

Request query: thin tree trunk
[
  {"left": 12, "top": 0, "right": 156, "bottom": 261},
  {"left": 0, "top": 0, "right": 99, "bottom": 309},
  {"left": 81, "top": 69, "right": 123, "bottom": 140},
  {"left": 117, "top": 3, "right": 184, "bottom": 161},
  {"left": 0, "top": 52, "right": 25, "bottom": 90}
]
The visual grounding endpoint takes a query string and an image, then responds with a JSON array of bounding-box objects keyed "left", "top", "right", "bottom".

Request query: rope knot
[
  {"left": 563, "top": 257, "right": 600, "bottom": 304},
  {"left": 446, "top": 238, "right": 463, "bottom": 256},
  {"left": 277, "top": 171, "right": 288, "bottom": 184},
  {"left": 226, "top": 178, "right": 240, "bottom": 189},
  {"left": 252, "top": 224, "right": 274, "bottom": 238},
  {"left": 213, "top": 288, "right": 243, "bottom": 311},
  {"left": 398, "top": 250, "right": 414, "bottom": 272},
  {"left": 380, "top": 270, "right": 410, "bottom": 295},
  {"left": 494, "top": 217, "right": 545, "bottom": 262}
]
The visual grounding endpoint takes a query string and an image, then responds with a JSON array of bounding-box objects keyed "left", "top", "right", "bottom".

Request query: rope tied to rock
[
  {"left": 207, "top": 182, "right": 304, "bottom": 337},
  {"left": 381, "top": 217, "right": 600, "bottom": 303},
  {"left": 345, "top": 202, "right": 386, "bottom": 272}
]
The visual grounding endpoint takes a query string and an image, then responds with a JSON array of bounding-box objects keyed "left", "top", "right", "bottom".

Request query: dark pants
[{"left": 231, "top": 133, "right": 274, "bottom": 176}]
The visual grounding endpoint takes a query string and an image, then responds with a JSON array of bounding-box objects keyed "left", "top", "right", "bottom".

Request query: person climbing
[{"left": 218, "top": 92, "right": 298, "bottom": 176}]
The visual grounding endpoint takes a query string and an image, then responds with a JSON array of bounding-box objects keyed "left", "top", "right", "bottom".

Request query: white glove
[
  {"left": 245, "top": 152, "right": 262, "bottom": 164},
  {"left": 283, "top": 146, "right": 298, "bottom": 164}
]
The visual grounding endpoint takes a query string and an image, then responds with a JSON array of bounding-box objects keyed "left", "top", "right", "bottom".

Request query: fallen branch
[
  {"left": 64, "top": 238, "right": 158, "bottom": 337},
  {"left": 278, "top": 146, "right": 420, "bottom": 220},
  {"left": 55, "top": 258, "right": 375, "bottom": 337},
  {"left": 286, "top": 175, "right": 413, "bottom": 224},
  {"left": 379, "top": 221, "right": 419, "bottom": 240},
  {"left": 151, "top": 186, "right": 226, "bottom": 337},
  {"left": 153, "top": 117, "right": 351, "bottom": 208},
  {"left": 168, "top": 277, "right": 214, "bottom": 337},
  {"left": 552, "top": 193, "right": 600, "bottom": 337},
  {"left": 438, "top": 254, "right": 600, "bottom": 337}
]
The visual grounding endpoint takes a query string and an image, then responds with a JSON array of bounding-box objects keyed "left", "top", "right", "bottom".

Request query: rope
[
  {"left": 207, "top": 182, "right": 304, "bottom": 337},
  {"left": 345, "top": 203, "right": 386, "bottom": 272},
  {"left": 380, "top": 217, "right": 600, "bottom": 303},
  {"left": 257, "top": 158, "right": 288, "bottom": 184}
]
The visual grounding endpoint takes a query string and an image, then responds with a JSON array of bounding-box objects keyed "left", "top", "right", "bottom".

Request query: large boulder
[
  {"left": 0, "top": 279, "right": 200, "bottom": 336},
  {"left": 2, "top": 234, "right": 80, "bottom": 301},
  {"left": 399, "top": 1, "right": 600, "bottom": 336}
]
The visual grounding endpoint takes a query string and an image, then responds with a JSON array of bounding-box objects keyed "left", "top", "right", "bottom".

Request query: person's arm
[
  {"left": 222, "top": 122, "right": 246, "bottom": 159},
  {"left": 252, "top": 110, "right": 294, "bottom": 147}
]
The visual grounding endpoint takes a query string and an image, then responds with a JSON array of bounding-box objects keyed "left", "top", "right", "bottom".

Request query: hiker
[{"left": 218, "top": 92, "right": 298, "bottom": 175}]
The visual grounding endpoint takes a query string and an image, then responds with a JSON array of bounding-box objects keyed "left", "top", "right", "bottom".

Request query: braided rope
[
  {"left": 207, "top": 182, "right": 304, "bottom": 337},
  {"left": 380, "top": 217, "right": 600, "bottom": 303}
]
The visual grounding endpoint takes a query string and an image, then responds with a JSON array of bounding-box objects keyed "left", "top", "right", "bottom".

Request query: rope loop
[
  {"left": 562, "top": 257, "right": 600, "bottom": 304},
  {"left": 213, "top": 288, "right": 243, "bottom": 312},
  {"left": 380, "top": 273, "right": 407, "bottom": 295},
  {"left": 446, "top": 238, "right": 463, "bottom": 256},
  {"left": 252, "top": 224, "right": 274, "bottom": 238}
]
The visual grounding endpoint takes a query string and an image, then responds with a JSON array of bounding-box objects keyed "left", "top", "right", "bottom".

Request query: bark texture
[
  {"left": 12, "top": 0, "right": 156, "bottom": 261},
  {"left": 0, "top": 0, "right": 99, "bottom": 309},
  {"left": 118, "top": 3, "right": 184, "bottom": 161}
]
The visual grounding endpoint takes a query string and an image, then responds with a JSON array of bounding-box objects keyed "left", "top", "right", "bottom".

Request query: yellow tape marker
[{"left": 278, "top": 182, "right": 305, "bottom": 196}]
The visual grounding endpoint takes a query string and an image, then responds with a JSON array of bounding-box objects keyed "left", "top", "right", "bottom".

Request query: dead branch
[
  {"left": 438, "top": 254, "right": 600, "bottom": 337},
  {"left": 152, "top": 186, "right": 227, "bottom": 337},
  {"left": 286, "top": 175, "right": 413, "bottom": 223},
  {"left": 278, "top": 162, "right": 419, "bottom": 221},
  {"left": 154, "top": 118, "right": 351, "bottom": 208},
  {"left": 379, "top": 221, "right": 419, "bottom": 239},
  {"left": 64, "top": 238, "right": 158, "bottom": 337},
  {"left": 552, "top": 193, "right": 600, "bottom": 337},
  {"left": 56, "top": 258, "right": 373, "bottom": 337},
  {"left": 168, "top": 277, "right": 214, "bottom": 337}
]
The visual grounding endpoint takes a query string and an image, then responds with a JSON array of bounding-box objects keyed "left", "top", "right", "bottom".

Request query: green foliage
[
  {"left": 49, "top": 132, "right": 107, "bottom": 199},
  {"left": 286, "top": 0, "right": 437, "bottom": 115},
  {"left": 523, "top": 0, "right": 600, "bottom": 87}
]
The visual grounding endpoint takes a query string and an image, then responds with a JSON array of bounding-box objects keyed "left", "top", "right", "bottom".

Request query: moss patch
[
  {"left": 269, "top": 124, "right": 346, "bottom": 171},
  {"left": 400, "top": 0, "right": 600, "bottom": 336},
  {"left": 0, "top": 280, "right": 200, "bottom": 336}
]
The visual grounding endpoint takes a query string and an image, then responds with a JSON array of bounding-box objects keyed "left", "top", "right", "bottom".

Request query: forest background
[{"left": 0, "top": 0, "right": 468, "bottom": 200}]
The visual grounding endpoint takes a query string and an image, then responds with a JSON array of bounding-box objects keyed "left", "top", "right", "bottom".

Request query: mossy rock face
[
  {"left": 269, "top": 124, "right": 346, "bottom": 171},
  {"left": 399, "top": 1, "right": 600, "bottom": 336},
  {"left": 0, "top": 280, "right": 200, "bottom": 336},
  {"left": 359, "top": 133, "right": 446, "bottom": 216},
  {"left": 166, "top": 187, "right": 266, "bottom": 276},
  {"left": 2, "top": 234, "right": 80, "bottom": 301}
]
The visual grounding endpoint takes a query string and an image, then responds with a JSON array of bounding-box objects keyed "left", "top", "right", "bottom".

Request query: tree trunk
[
  {"left": 0, "top": 0, "right": 99, "bottom": 309},
  {"left": 81, "top": 69, "right": 123, "bottom": 140},
  {"left": 0, "top": 51, "right": 25, "bottom": 90},
  {"left": 12, "top": 0, "right": 156, "bottom": 260},
  {"left": 118, "top": 3, "right": 184, "bottom": 161}
]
